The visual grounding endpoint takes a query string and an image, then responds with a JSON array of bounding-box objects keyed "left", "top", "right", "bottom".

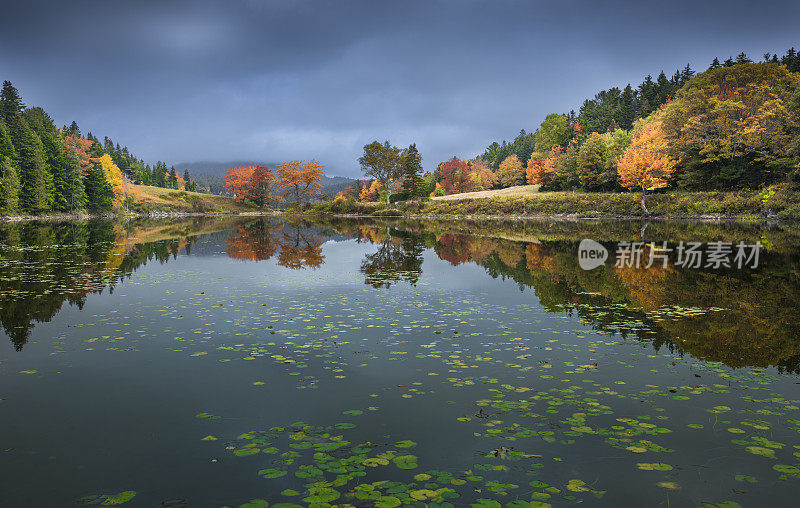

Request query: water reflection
[
  {"left": 1, "top": 217, "right": 799, "bottom": 372},
  {"left": 359, "top": 228, "right": 423, "bottom": 288},
  {"left": 225, "top": 219, "right": 325, "bottom": 269}
]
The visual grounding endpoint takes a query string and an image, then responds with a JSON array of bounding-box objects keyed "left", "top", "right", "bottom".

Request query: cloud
[{"left": 1, "top": 0, "right": 798, "bottom": 176}]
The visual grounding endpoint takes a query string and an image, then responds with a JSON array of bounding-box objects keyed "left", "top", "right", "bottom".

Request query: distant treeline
[
  {"left": 341, "top": 47, "right": 800, "bottom": 209},
  {"left": 0, "top": 81, "right": 199, "bottom": 216},
  {"left": 480, "top": 48, "right": 800, "bottom": 172}
]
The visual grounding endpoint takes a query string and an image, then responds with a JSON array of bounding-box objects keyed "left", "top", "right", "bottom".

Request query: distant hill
[{"left": 174, "top": 161, "right": 357, "bottom": 197}]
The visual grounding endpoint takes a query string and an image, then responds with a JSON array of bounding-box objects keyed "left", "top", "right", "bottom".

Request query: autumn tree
[
  {"left": 249, "top": 165, "right": 282, "bottom": 209},
  {"left": 224, "top": 165, "right": 282, "bottom": 209},
  {"left": 660, "top": 62, "right": 800, "bottom": 189},
  {"left": 359, "top": 179, "right": 381, "bottom": 202},
  {"left": 95, "top": 153, "right": 125, "bottom": 206},
  {"left": 277, "top": 160, "right": 324, "bottom": 203},
  {"left": 358, "top": 141, "right": 401, "bottom": 203},
  {"left": 496, "top": 154, "right": 524, "bottom": 188},
  {"left": 526, "top": 153, "right": 550, "bottom": 186},
  {"left": 469, "top": 159, "right": 496, "bottom": 191},
  {"left": 438, "top": 157, "right": 473, "bottom": 194},
  {"left": 617, "top": 116, "right": 677, "bottom": 213}
]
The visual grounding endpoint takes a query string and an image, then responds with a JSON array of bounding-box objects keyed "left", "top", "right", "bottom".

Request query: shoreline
[
  {"left": 0, "top": 210, "right": 280, "bottom": 223},
  {"left": 0, "top": 210, "right": 790, "bottom": 223}
]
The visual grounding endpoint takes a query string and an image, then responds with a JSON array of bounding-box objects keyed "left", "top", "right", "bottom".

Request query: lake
[{"left": 1, "top": 216, "right": 799, "bottom": 507}]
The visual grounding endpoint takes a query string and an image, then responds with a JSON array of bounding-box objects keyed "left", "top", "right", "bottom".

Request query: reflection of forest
[
  {"left": 333, "top": 219, "right": 800, "bottom": 372},
  {"left": 225, "top": 219, "right": 325, "bottom": 269},
  {"left": 0, "top": 217, "right": 247, "bottom": 351},
  {"left": 4, "top": 217, "right": 800, "bottom": 371}
]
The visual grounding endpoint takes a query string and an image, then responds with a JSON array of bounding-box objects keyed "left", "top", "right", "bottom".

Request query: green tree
[
  {"left": 16, "top": 120, "right": 51, "bottom": 214},
  {"left": 577, "top": 132, "right": 609, "bottom": 190},
  {"left": 401, "top": 143, "right": 423, "bottom": 197},
  {"left": 0, "top": 155, "right": 20, "bottom": 214},
  {"left": 84, "top": 165, "right": 114, "bottom": 212},
  {"left": 358, "top": 140, "right": 402, "bottom": 203},
  {"left": 168, "top": 167, "right": 178, "bottom": 189},
  {"left": 0, "top": 81, "right": 24, "bottom": 121},
  {"left": 534, "top": 114, "right": 571, "bottom": 152}
]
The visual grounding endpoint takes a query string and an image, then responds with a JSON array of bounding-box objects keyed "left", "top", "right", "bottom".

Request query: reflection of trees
[
  {"left": 277, "top": 230, "right": 324, "bottom": 270},
  {"left": 226, "top": 220, "right": 283, "bottom": 261},
  {"left": 330, "top": 220, "right": 800, "bottom": 372},
  {"left": 421, "top": 230, "right": 800, "bottom": 372},
  {"left": 0, "top": 221, "right": 197, "bottom": 351},
  {"left": 360, "top": 229, "right": 424, "bottom": 288},
  {"left": 225, "top": 219, "right": 325, "bottom": 269}
]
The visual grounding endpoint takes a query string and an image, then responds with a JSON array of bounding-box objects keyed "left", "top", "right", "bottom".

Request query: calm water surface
[{"left": 1, "top": 217, "right": 800, "bottom": 507}]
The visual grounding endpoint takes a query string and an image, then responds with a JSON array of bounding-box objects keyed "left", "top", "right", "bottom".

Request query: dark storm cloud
[{"left": 1, "top": 0, "right": 798, "bottom": 175}]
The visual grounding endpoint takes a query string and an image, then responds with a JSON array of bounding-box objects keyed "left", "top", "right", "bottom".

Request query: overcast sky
[{"left": 1, "top": 0, "right": 798, "bottom": 176}]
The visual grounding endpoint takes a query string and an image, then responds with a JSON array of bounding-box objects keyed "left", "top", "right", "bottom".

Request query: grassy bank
[
  {"left": 127, "top": 184, "right": 256, "bottom": 214},
  {"left": 309, "top": 184, "right": 800, "bottom": 220}
]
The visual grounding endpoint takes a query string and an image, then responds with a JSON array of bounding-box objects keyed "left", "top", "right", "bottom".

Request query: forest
[
  {"left": 343, "top": 47, "right": 800, "bottom": 211},
  {"left": 0, "top": 81, "right": 199, "bottom": 216}
]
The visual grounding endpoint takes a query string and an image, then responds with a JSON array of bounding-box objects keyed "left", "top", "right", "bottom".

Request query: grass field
[
  {"left": 431, "top": 185, "right": 541, "bottom": 200},
  {"left": 127, "top": 184, "right": 257, "bottom": 214}
]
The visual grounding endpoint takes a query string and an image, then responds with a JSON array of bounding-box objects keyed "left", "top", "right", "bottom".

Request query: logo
[{"left": 578, "top": 239, "right": 608, "bottom": 270}]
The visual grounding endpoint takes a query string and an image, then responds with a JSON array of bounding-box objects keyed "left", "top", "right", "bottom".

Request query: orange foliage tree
[
  {"left": 469, "top": 159, "right": 496, "bottom": 191},
  {"left": 526, "top": 155, "right": 549, "bottom": 185},
  {"left": 224, "top": 165, "right": 282, "bottom": 209},
  {"left": 277, "top": 160, "right": 324, "bottom": 203},
  {"left": 359, "top": 180, "right": 381, "bottom": 202},
  {"left": 617, "top": 117, "right": 677, "bottom": 213}
]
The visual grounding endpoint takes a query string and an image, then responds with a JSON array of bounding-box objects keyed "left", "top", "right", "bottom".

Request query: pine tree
[
  {"left": 0, "top": 155, "right": 20, "bottom": 214},
  {"left": 709, "top": 57, "right": 721, "bottom": 69},
  {"left": 0, "top": 81, "right": 24, "bottom": 121},
  {"left": 84, "top": 164, "right": 114, "bottom": 212},
  {"left": 401, "top": 143, "right": 423, "bottom": 197},
  {"left": 61, "top": 144, "right": 86, "bottom": 211},
  {"left": 15, "top": 119, "right": 51, "bottom": 214},
  {"left": 183, "top": 169, "right": 191, "bottom": 190},
  {"left": 168, "top": 167, "right": 178, "bottom": 189}
]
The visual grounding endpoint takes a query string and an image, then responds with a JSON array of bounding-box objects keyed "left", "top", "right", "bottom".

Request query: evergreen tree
[
  {"left": 183, "top": 169, "right": 192, "bottom": 190},
  {"left": 0, "top": 155, "right": 20, "bottom": 214},
  {"left": 618, "top": 84, "right": 636, "bottom": 130},
  {"left": 709, "top": 57, "right": 721, "bottom": 69},
  {"left": 0, "top": 119, "right": 16, "bottom": 164},
  {"left": 168, "top": 167, "right": 178, "bottom": 189},
  {"left": 401, "top": 143, "right": 423, "bottom": 197},
  {"left": 15, "top": 119, "right": 51, "bottom": 214},
  {"left": 61, "top": 144, "right": 86, "bottom": 211},
  {"left": 0, "top": 81, "right": 24, "bottom": 121},
  {"left": 84, "top": 165, "right": 114, "bottom": 212}
]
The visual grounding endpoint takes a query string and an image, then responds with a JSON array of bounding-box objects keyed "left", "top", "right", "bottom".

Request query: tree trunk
[{"left": 640, "top": 189, "right": 649, "bottom": 215}]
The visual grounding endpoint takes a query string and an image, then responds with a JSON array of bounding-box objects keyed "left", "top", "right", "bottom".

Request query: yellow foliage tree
[
  {"left": 497, "top": 154, "right": 524, "bottom": 188},
  {"left": 617, "top": 116, "right": 677, "bottom": 213},
  {"left": 95, "top": 153, "right": 125, "bottom": 206}
]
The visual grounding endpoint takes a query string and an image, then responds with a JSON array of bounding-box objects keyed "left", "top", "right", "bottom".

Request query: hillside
[{"left": 127, "top": 184, "right": 257, "bottom": 214}]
